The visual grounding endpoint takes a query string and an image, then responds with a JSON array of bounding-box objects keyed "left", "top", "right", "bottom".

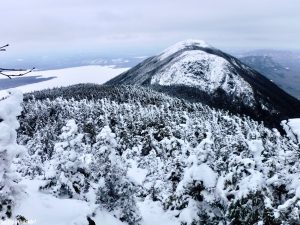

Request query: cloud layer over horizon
[{"left": 1, "top": 0, "right": 300, "bottom": 56}]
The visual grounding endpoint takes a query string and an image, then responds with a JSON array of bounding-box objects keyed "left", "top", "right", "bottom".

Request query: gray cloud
[{"left": 1, "top": 0, "right": 300, "bottom": 56}]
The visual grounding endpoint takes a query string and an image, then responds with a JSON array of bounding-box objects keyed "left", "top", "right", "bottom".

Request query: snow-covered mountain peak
[
  {"left": 106, "top": 41, "right": 300, "bottom": 129},
  {"left": 152, "top": 50, "right": 254, "bottom": 101},
  {"left": 159, "top": 39, "right": 212, "bottom": 60}
]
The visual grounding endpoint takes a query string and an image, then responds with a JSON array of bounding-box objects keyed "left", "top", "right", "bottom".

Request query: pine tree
[
  {"left": 40, "top": 119, "right": 90, "bottom": 199},
  {"left": 92, "top": 126, "right": 142, "bottom": 225}
]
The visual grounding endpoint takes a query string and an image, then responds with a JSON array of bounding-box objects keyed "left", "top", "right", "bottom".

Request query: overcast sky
[{"left": 1, "top": 0, "right": 300, "bottom": 57}]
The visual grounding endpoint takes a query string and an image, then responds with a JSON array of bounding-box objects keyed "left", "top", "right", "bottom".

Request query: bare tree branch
[
  {"left": 0, "top": 67, "right": 35, "bottom": 79},
  {"left": 0, "top": 44, "right": 34, "bottom": 79},
  {"left": 0, "top": 44, "right": 9, "bottom": 51}
]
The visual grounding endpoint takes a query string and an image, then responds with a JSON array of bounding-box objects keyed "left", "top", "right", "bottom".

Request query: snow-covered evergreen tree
[
  {"left": 92, "top": 126, "right": 141, "bottom": 225},
  {"left": 40, "top": 119, "right": 90, "bottom": 199},
  {"left": 0, "top": 90, "right": 24, "bottom": 219}
]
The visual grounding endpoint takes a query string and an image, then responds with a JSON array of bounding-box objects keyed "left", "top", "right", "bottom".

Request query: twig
[
  {"left": 0, "top": 44, "right": 35, "bottom": 78},
  {"left": 0, "top": 44, "right": 9, "bottom": 51},
  {"left": 0, "top": 67, "right": 35, "bottom": 79}
]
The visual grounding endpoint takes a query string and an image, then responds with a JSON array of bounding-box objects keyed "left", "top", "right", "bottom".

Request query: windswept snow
[
  {"left": 159, "top": 40, "right": 212, "bottom": 60},
  {"left": 0, "top": 65, "right": 128, "bottom": 94}
]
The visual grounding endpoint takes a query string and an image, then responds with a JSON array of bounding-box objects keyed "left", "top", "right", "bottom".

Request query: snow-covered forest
[{"left": 0, "top": 84, "right": 298, "bottom": 224}]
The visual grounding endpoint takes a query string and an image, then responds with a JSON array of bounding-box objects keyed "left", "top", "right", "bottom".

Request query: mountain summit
[
  {"left": 158, "top": 39, "right": 213, "bottom": 60},
  {"left": 106, "top": 40, "right": 300, "bottom": 130}
]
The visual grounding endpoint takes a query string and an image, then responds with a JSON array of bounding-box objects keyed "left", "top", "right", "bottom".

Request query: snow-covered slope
[
  {"left": 15, "top": 179, "right": 179, "bottom": 225},
  {"left": 152, "top": 50, "right": 254, "bottom": 103},
  {"left": 0, "top": 65, "right": 128, "bottom": 94},
  {"left": 106, "top": 40, "right": 300, "bottom": 130}
]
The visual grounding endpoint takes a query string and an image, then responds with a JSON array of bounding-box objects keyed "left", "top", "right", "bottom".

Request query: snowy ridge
[
  {"left": 106, "top": 39, "right": 300, "bottom": 130},
  {"left": 159, "top": 39, "right": 212, "bottom": 60},
  {"left": 155, "top": 40, "right": 255, "bottom": 104},
  {"left": 152, "top": 50, "right": 254, "bottom": 102}
]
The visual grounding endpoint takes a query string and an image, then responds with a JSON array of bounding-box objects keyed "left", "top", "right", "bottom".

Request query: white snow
[
  {"left": 0, "top": 90, "right": 25, "bottom": 220},
  {"left": 59, "top": 119, "right": 78, "bottom": 140},
  {"left": 215, "top": 176, "right": 229, "bottom": 203},
  {"left": 0, "top": 89, "right": 24, "bottom": 156},
  {"left": 281, "top": 118, "right": 300, "bottom": 143},
  {"left": 15, "top": 179, "right": 124, "bottom": 225},
  {"left": 0, "top": 65, "right": 128, "bottom": 94},
  {"left": 127, "top": 160, "right": 148, "bottom": 186},
  {"left": 178, "top": 199, "right": 199, "bottom": 224},
  {"left": 15, "top": 179, "right": 183, "bottom": 225},
  {"left": 247, "top": 139, "right": 264, "bottom": 166},
  {"left": 152, "top": 50, "right": 255, "bottom": 103},
  {"left": 237, "top": 171, "right": 264, "bottom": 198},
  {"left": 138, "top": 198, "right": 180, "bottom": 225},
  {"left": 177, "top": 163, "right": 218, "bottom": 193},
  {"left": 0, "top": 91, "right": 9, "bottom": 99},
  {"left": 159, "top": 40, "right": 212, "bottom": 60}
]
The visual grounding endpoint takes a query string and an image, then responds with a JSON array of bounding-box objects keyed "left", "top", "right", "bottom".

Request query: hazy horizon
[{"left": 1, "top": 0, "right": 300, "bottom": 59}]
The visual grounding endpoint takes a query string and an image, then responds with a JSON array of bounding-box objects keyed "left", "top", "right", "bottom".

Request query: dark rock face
[
  {"left": 87, "top": 216, "right": 96, "bottom": 225},
  {"left": 106, "top": 41, "right": 300, "bottom": 131}
]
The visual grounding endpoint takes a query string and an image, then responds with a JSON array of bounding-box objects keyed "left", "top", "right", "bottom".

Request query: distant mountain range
[
  {"left": 0, "top": 54, "right": 146, "bottom": 71},
  {"left": 239, "top": 55, "right": 288, "bottom": 79},
  {"left": 2, "top": 47, "right": 299, "bottom": 101},
  {"left": 237, "top": 50, "right": 300, "bottom": 99},
  {"left": 106, "top": 40, "right": 300, "bottom": 131}
]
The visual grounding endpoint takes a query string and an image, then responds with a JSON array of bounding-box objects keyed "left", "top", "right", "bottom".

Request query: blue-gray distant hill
[{"left": 238, "top": 50, "right": 300, "bottom": 100}]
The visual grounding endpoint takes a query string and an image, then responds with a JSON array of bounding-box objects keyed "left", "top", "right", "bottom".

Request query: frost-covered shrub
[
  {"left": 92, "top": 126, "right": 141, "bottom": 225},
  {"left": 96, "top": 169, "right": 141, "bottom": 225},
  {"left": 0, "top": 90, "right": 24, "bottom": 219},
  {"left": 40, "top": 119, "right": 91, "bottom": 199}
]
